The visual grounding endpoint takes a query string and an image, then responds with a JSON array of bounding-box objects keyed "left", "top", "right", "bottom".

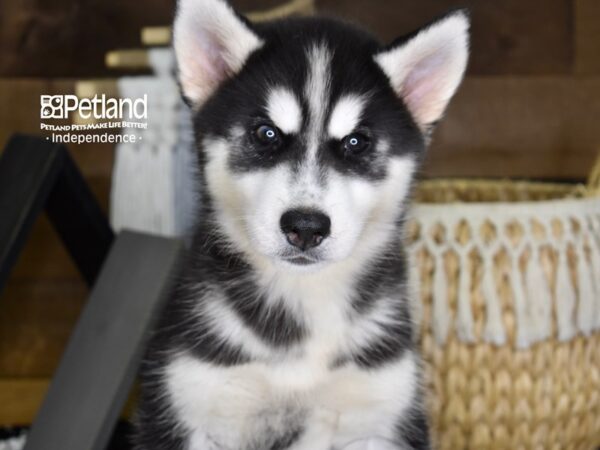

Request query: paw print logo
[{"left": 40, "top": 95, "right": 64, "bottom": 119}]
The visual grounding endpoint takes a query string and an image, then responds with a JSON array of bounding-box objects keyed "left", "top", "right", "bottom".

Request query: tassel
[
  {"left": 408, "top": 248, "right": 423, "bottom": 331},
  {"left": 555, "top": 249, "right": 577, "bottom": 341},
  {"left": 575, "top": 242, "right": 594, "bottom": 335},
  {"left": 481, "top": 253, "right": 506, "bottom": 345},
  {"left": 525, "top": 247, "right": 553, "bottom": 343},
  {"left": 511, "top": 253, "right": 531, "bottom": 349},
  {"left": 432, "top": 252, "right": 450, "bottom": 344},
  {"left": 455, "top": 251, "right": 475, "bottom": 342},
  {"left": 587, "top": 233, "right": 600, "bottom": 331}
]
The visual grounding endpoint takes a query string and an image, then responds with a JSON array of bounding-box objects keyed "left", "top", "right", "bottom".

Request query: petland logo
[
  {"left": 40, "top": 94, "right": 147, "bottom": 120},
  {"left": 40, "top": 94, "right": 148, "bottom": 144}
]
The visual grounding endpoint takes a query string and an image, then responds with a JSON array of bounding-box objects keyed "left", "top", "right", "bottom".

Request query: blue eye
[
  {"left": 254, "top": 124, "right": 281, "bottom": 146},
  {"left": 342, "top": 133, "right": 370, "bottom": 154}
]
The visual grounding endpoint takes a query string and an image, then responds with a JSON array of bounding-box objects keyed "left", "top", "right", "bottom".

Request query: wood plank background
[
  {"left": 0, "top": 0, "right": 577, "bottom": 77},
  {"left": 1, "top": 0, "right": 600, "bottom": 425}
]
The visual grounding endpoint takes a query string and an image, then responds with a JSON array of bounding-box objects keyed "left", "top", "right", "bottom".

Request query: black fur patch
[
  {"left": 351, "top": 323, "right": 413, "bottom": 369},
  {"left": 224, "top": 281, "right": 307, "bottom": 348},
  {"left": 343, "top": 235, "right": 414, "bottom": 368},
  {"left": 396, "top": 405, "right": 432, "bottom": 450},
  {"left": 267, "top": 426, "right": 303, "bottom": 450},
  {"left": 134, "top": 370, "right": 188, "bottom": 450},
  {"left": 193, "top": 228, "right": 307, "bottom": 348},
  {"left": 351, "top": 236, "right": 407, "bottom": 314}
]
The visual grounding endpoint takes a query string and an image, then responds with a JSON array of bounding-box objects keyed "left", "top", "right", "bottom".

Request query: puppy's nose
[{"left": 280, "top": 209, "right": 331, "bottom": 251}]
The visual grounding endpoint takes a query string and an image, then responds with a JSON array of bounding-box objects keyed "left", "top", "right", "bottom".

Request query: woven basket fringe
[
  {"left": 412, "top": 198, "right": 600, "bottom": 348},
  {"left": 411, "top": 179, "right": 600, "bottom": 450}
]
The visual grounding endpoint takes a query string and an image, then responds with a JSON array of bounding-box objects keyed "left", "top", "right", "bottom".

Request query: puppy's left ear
[{"left": 374, "top": 10, "right": 470, "bottom": 131}]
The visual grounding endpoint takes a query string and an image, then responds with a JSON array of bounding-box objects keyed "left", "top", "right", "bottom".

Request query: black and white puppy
[{"left": 135, "top": 1, "right": 469, "bottom": 449}]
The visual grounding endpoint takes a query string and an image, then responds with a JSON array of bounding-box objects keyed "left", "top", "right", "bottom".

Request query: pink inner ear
[
  {"left": 177, "top": 27, "right": 232, "bottom": 105},
  {"left": 402, "top": 50, "right": 452, "bottom": 125},
  {"left": 196, "top": 30, "right": 229, "bottom": 86}
]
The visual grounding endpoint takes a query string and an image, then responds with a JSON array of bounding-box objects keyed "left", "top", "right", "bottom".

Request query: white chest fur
[{"left": 165, "top": 347, "right": 417, "bottom": 450}]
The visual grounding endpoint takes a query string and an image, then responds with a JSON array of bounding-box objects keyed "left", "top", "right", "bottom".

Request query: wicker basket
[{"left": 409, "top": 162, "right": 600, "bottom": 450}]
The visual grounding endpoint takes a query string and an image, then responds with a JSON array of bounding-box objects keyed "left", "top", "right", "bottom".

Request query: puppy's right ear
[{"left": 173, "top": 0, "right": 263, "bottom": 108}]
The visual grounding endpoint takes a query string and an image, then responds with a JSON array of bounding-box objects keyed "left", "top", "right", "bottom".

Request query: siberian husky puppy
[{"left": 135, "top": 1, "right": 469, "bottom": 449}]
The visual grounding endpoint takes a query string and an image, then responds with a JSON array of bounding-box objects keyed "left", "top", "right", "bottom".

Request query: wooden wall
[
  {"left": 2, "top": 0, "right": 599, "bottom": 178},
  {"left": 1, "top": 0, "right": 600, "bottom": 425}
]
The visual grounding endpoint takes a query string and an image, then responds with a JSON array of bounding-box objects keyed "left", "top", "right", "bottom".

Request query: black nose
[{"left": 280, "top": 209, "right": 331, "bottom": 251}]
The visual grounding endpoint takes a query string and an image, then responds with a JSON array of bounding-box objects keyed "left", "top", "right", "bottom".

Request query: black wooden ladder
[{"left": 0, "top": 134, "right": 182, "bottom": 450}]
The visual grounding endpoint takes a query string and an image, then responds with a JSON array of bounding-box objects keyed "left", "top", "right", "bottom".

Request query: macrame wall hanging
[{"left": 110, "top": 49, "right": 197, "bottom": 237}]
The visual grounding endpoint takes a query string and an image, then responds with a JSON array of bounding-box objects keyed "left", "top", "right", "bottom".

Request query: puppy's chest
[
  {"left": 167, "top": 343, "right": 416, "bottom": 449},
  {"left": 169, "top": 307, "right": 364, "bottom": 409},
  {"left": 250, "top": 309, "right": 356, "bottom": 393},
  {"left": 166, "top": 292, "right": 416, "bottom": 446},
  {"left": 166, "top": 347, "right": 394, "bottom": 438}
]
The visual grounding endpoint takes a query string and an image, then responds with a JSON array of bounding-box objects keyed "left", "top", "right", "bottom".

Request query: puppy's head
[{"left": 174, "top": 0, "right": 469, "bottom": 271}]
